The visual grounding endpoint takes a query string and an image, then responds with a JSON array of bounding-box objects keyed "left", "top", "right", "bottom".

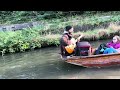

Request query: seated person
[
  {"left": 103, "top": 35, "right": 120, "bottom": 54},
  {"left": 60, "top": 25, "right": 83, "bottom": 58}
]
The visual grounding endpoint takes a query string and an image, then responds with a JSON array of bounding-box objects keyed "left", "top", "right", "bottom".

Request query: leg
[
  {"left": 103, "top": 48, "right": 110, "bottom": 54},
  {"left": 74, "top": 46, "right": 79, "bottom": 56},
  {"left": 88, "top": 47, "right": 91, "bottom": 56},
  {"left": 91, "top": 48, "right": 96, "bottom": 55},
  {"left": 109, "top": 47, "right": 118, "bottom": 53},
  {"left": 103, "top": 48, "right": 117, "bottom": 54}
]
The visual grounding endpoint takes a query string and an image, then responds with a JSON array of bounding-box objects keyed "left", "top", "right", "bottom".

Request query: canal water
[{"left": 0, "top": 39, "right": 120, "bottom": 79}]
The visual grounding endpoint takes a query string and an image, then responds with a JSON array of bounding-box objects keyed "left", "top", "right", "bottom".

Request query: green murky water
[{"left": 0, "top": 39, "right": 120, "bottom": 79}]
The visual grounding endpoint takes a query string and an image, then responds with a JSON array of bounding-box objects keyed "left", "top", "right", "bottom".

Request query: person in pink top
[{"left": 103, "top": 35, "right": 120, "bottom": 54}]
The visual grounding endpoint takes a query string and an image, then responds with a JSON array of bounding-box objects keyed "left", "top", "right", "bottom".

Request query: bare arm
[{"left": 75, "top": 34, "right": 83, "bottom": 42}]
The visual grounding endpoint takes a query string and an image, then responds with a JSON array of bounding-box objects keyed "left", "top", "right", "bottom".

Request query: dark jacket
[
  {"left": 60, "top": 33, "right": 73, "bottom": 56},
  {"left": 95, "top": 43, "right": 107, "bottom": 55}
]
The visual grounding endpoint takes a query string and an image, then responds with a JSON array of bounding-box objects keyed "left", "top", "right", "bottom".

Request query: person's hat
[{"left": 65, "top": 26, "right": 72, "bottom": 31}]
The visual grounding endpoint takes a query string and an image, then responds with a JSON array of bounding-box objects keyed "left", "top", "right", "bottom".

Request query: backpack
[
  {"left": 95, "top": 43, "right": 107, "bottom": 55},
  {"left": 75, "top": 41, "right": 91, "bottom": 56}
]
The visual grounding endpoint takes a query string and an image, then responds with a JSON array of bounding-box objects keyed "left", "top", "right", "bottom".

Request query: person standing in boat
[
  {"left": 60, "top": 25, "right": 83, "bottom": 58},
  {"left": 103, "top": 35, "right": 120, "bottom": 54}
]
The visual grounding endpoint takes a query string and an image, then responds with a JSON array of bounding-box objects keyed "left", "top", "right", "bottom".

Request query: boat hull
[{"left": 64, "top": 53, "right": 120, "bottom": 68}]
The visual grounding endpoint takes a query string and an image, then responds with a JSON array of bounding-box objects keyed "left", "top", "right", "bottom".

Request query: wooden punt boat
[{"left": 62, "top": 51, "right": 120, "bottom": 68}]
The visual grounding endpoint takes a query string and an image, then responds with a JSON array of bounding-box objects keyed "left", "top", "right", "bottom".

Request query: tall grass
[
  {"left": 24, "top": 13, "right": 120, "bottom": 35},
  {"left": 2, "top": 11, "right": 120, "bottom": 33}
]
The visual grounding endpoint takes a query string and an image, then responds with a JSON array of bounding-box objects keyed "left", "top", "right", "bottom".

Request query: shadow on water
[{"left": 1, "top": 39, "right": 120, "bottom": 79}]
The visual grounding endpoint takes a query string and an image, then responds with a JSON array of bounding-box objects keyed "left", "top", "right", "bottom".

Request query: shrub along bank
[{"left": 0, "top": 23, "right": 120, "bottom": 56}]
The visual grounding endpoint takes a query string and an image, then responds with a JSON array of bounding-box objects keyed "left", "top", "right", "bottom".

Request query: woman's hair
[
  {"left": 65, "top": 25, "right": 72, "bottom": 31},
  {"left": 113, "top": 35, "right": 120, "bottom": 42}
]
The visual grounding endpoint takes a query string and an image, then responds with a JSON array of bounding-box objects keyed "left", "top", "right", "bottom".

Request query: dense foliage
[
  {"left": 0, "top": 11, "right": 120, "bottom": 55},
  {"left": 0, "top": 11, "right": 110, "bottom": 24}
]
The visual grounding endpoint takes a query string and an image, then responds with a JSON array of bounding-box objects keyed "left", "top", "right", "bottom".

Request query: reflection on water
[{"left": 0, "top": 39, "right": 120, "bottom": 79}]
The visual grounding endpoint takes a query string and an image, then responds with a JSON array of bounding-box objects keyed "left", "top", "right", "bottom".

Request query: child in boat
[
  {"left": 103, "top": 35, "right": 120, "bottom": 54},
  {"left": 60, "top": 25, "right": 83, "bottom": 58}
]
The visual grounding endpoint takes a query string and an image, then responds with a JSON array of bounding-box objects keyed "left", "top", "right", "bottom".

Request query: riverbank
[
  {"left": 1, "top": 11, "right": 120, "bottom": 33},
  {"left": 1, "top": 11, "right": 120, "bottom": 55},
  {"left": 1, "top": 11, "right": 120, "bottom": 25},
  {"left": 0, "top": 23, "right": 120, "bottom": 56}
]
